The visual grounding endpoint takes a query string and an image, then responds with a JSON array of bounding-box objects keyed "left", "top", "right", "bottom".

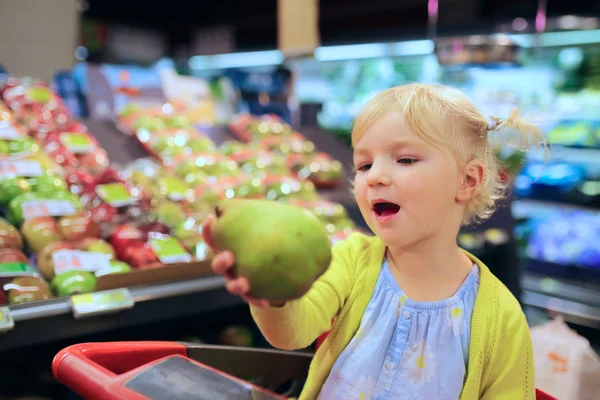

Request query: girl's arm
[
  {"left": 481, "top": 311, "right": 535, "bottom": 399},
  {"left": 249, "top": 237, "right": 356, "bottom": 351}
]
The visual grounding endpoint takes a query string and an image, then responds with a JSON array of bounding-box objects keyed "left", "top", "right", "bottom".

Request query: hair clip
[{"left": 487, "top": 116, "right": 502, "bottom": 132}]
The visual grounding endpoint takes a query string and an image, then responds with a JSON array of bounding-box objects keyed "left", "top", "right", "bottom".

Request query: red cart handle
[{"left": 53, "top": 341, "right": 188, "bottom": 400}]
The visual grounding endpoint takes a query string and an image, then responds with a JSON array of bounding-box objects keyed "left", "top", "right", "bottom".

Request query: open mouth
[{"left": 373, "top": 202, "right": 400, "bottom": 218}]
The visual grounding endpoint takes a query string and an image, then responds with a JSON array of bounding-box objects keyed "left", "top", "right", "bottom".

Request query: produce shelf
[{"left": 0, "top": 276, "right": 243, "bottom": 352}]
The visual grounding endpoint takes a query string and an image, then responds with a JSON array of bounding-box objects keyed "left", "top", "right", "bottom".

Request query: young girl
[{"left": 202, "top": 83, "right": 542, "bottom": 399}]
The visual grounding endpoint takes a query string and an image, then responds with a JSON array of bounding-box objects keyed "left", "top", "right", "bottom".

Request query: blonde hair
[{"left": 351, "top": 83, "right": 546, "bottom": 226}]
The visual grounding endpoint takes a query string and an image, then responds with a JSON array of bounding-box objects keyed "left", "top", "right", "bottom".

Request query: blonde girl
[{"left": 203, "top": 83, "right": 544, "bottom": 399}]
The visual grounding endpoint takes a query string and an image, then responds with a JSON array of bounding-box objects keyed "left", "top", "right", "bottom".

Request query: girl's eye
[
  {"left": 357, "top": 163, "right": 372, "bottom": 171},
  {"left": 397, "top": 158, "right": 417, "bottom": 165}
]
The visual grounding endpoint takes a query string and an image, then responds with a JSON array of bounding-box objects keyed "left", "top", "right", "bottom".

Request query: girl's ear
[{"left": 456, "top": 160, "right": 484, "bottom": 202}]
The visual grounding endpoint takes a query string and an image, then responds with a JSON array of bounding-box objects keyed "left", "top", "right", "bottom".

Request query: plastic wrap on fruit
[
  {"left": 169, "top": 152, "right": 239, "bottom": 180},
  {"left": 260, "top": 132, "right": 316, "bottom": 155},
  {"left": 263, "top": 174, "right": 319, "bottom": 201},
  {"left": 219, "top": 140, "right": 253, "bottom": 157},
  {"left": 3, "top": 276, "right": 53, "bottom": 304},
  {"left": 0, "top": 217, "right": 23, "bottom": 250},
  {"left": 233, "top": 175, "right": 266, "bottom": 198},
  {"left": 7, "top": 190, "right": 83, "bottom": 227},
  {"left": 291, "top": 200, "right": 350, "bottom": 225},
  {"left": 287, "top": 152, "right": 344, "bottom": 187}
]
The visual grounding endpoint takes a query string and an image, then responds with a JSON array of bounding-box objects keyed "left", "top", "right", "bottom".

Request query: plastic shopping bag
[{"left": 531, "top": 317, "right": 600, "bottom": 400}]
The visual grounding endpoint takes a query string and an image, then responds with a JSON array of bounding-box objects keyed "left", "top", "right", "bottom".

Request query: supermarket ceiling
[{"left": 83, "top": 0, "right": 600, "bottom": 49}]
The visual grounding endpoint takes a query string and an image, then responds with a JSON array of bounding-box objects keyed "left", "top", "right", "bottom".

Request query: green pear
[{"left": 211, "top": 199, "right": 332, "bottom": 302}]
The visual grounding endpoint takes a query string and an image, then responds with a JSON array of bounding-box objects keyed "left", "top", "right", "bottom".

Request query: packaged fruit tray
[{"left": 126, "top": 108, "right": 345, "bottom": 189}]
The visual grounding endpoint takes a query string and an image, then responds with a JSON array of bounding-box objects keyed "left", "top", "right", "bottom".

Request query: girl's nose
[{"left": 367, "top": 162, "right": 392, "bottom": 186}]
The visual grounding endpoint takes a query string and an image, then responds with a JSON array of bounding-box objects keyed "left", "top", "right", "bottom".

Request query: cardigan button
[
  {"left": 385, "top": 361, "right": 394, "bottom": 371},
  {"left": 403, "top": 310, "right": 411, "bottom": 319}
]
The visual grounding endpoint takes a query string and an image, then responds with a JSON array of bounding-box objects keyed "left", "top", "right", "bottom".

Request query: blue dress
[{"left": 318, "top": 259, "right": 480, "bottom": 399}]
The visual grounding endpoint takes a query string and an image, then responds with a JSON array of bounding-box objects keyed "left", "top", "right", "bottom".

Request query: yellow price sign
[
  {"left": 0, "top": 306, "right": 14, "bottom": 333},
  {"left": 71, "top": 288, "right": 134, "bottom": 319}
]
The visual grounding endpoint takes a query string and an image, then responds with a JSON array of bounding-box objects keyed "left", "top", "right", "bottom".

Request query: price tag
[
  {"left": 96, "top": 183, "right": 136, "bottom": 208},
  {"left": 59, "top": 132, "right": 94, "bottom": 154},
  {"left": 71, "top": 288, "right": 134, "bottom": 319},
  {"left": 149, "top": 236, "right": 192, "bottom": 264},
  {"left": 0, "top": 307, "right": 15, "bottom": 333},
  {"left": 0, "top": 262, "right": 37, "bottom": 278},
  {"left": 21, "top": 199, "right": 77, "bottom": 220},
  {"left": 0, "top": 160, "right": 43, "bottom": 178},
  {"left": 161, "top": 177, "right": 188, "bottom": 201},
  {"left": 53, "top": 250, "right": 111, "bottom": 276},
  {"left": 0, "top": 124, "right": 20, "bottom": 140}
]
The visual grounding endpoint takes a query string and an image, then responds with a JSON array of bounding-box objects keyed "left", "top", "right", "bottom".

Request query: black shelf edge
[
  {"left": 521, "top": 290, "right": 600, "bottom": 329},
  {"left": 0, "top": 277, "right": 247, "bottom": 352}
]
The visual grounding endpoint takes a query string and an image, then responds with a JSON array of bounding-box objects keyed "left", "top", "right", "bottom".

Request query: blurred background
[{"left": 0, "top": 0, "right": 600, "bottom": 399}]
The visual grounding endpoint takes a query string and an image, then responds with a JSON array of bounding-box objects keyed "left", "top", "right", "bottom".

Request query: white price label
[
  {"left": 21, "top": 200, "right": 77, "bottom": 219},
  {"left": 0, "top": 124, "right": 20, "bottom": 139},
  {"left": 53, "top": 250, "right": 111, "bottom": 276},
  {"left": 0, "top": 160, "right": 43, "bottom": 178},
  {"left": 71, "top": 288, "right": 134, "bottom": 319},
  {"left": 0, "top": 307, "right": 15, "bottom": 333}
]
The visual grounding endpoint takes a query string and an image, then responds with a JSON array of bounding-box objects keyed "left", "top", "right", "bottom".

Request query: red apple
[
  {"left": 57, "top": 213, "right": 101, "bottom": 241},
  {"left": 0, "top": 219, "right": 23, "bottom": 250},
  {"left": 96, "top": 168, "right": 122, "bottom": 184},
  {"left": 65, "top": 170, "right": 97, "bottom": 195},
  {"left": 126, "top": 244, "right": 159, "bottom": 268},
  {"left": 0, "top": 248, "right": 29, "bottom": 264},
  {"left": 78, "top": 238, "right": 115, "bottom": 259}
]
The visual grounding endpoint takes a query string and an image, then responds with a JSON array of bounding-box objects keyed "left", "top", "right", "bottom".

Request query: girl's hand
[{"left": 202, "top": 215, "right": 282, "bottom": 309}]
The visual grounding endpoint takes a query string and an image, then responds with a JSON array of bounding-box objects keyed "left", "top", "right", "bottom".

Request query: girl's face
[{"left": 353, "top": 111, "right": 467, "bottom": 248}]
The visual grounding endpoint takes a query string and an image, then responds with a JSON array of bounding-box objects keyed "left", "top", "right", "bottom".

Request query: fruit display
[
  {"left": 0, "top": 72, "right": 363, "bottom": 311},
  {"left": 210, "top": 199, "right": 332, "bottom": 302},
  {"left": 108, "top": 223, "right": 199, "bottom": 269}
]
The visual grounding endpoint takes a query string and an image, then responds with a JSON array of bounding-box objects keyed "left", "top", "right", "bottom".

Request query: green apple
[
  {"left": 187, "top": 137, "right": 216, "bottom": 152},
  {"left": 183, "top": 171, "right": 209, "bottom": 187},
  {"left": 151, "top": 201, "right": 186, "bottom": 227},
  {"left": 8, "top": 191, "right": 82, "bottom": 226},
  {"left": 51, "top": 270, "right": 96, "bottom": 297},
  {"left": 8, "top": 137, "right": 40, "bottom": 155},
  {"left": 173, "top": 159, "right": 197, "bottom": 177},
  {"left": 0, "top": 140, "right": 9, "bottom": 154},
  {"left": 219, "top": 141, "right": 246, "bottom": 156},
  {"left": 29, "top": 175, "right": 68, "bottom": 196},
  {"left": 95, "top": 260, "right": 132, "bottom": 277},
  {"left": 0, "top": 177, "right": 31, "bottom": 206},
  {"left": 78, "top": 238, "right": 115, "bottom": 259}
]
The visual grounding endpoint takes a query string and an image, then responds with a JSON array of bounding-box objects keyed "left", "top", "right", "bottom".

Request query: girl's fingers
[
  {"left": 225, "top": 277, "right": 250, "bottom": 296},
  {"left": 211, "top": 251, "right": 235, "bottom": 276},
  {"left": 201, "top": 215, "right": 218, "bottom": 252},
  {"left": 242, "top": 296, "right": 270, "bottom": 309}
]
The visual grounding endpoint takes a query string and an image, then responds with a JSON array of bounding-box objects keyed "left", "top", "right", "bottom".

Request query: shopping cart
[
  {"left": 53, "top": 340, "right": 558, "bottom": 399},
  {"left": 52, "top": 341, "right": 312, "bottom": 399}
]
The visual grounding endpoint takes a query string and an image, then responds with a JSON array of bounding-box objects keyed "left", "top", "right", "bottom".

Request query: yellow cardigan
[{"left": 251, "top": 233, "right": 535, "bottom": 400}]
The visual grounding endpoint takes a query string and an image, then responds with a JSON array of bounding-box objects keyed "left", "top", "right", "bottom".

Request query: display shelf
[
  {"left": 512, "top": 198, "right": 599, "bottom": 220},
  {"left": 0, "top": 276, "right": 244, "bottom": 352}
]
